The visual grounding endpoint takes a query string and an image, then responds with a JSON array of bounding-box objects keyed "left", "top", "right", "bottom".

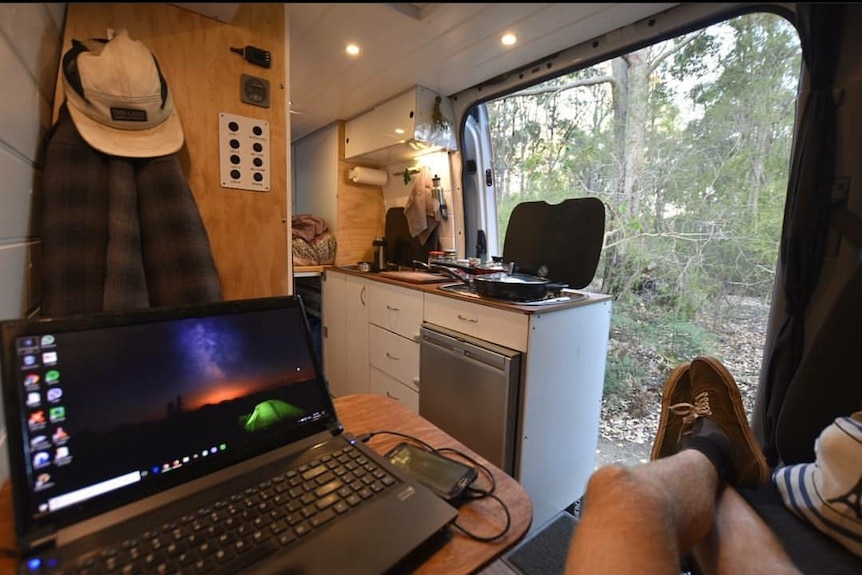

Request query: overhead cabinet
[{"left": 344, "top": 86, "right": 457, "bottom": 167}]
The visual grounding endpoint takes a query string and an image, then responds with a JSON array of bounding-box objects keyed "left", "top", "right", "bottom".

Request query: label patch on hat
[{"left": 110, "top": 107, "right": 148, "bottom": 122}]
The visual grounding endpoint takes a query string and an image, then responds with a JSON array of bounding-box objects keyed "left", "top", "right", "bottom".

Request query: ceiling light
[
  {"left": 345, "top": 43, "right": 361, "bottom": 56},
  {"left": 501, "top": 33, "right": 517, "bottom": 46}
]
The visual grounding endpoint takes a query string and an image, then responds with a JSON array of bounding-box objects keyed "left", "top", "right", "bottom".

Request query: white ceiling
[{"left": 286, "top": 3, "right": 678, "bottom": 143}]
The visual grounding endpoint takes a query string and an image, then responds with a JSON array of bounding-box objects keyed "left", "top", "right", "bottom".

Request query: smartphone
[{"left": 385, "top": 442, "right": 478, "bottom": 501}]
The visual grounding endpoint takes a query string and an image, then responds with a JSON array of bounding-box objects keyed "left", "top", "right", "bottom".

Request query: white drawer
[
  {"left": 369, "top": 366, "right": 419, "bottom": 412},
  {"left": 368, "top": 282, "right": 423, "bottom": 340},
  {"left": 369, "top": 324, "right": 419, "bottom": 390},
  {"left": 424, "top": 293, "right": 529, "bottom": 351}
]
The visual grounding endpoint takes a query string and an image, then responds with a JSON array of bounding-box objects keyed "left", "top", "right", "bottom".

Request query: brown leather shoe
[
  {"left": 688, "top": 356, "right": 769, "bottom": 487},
  {"left": 650, "top": 362, "right": 691, "bottom": 460}
]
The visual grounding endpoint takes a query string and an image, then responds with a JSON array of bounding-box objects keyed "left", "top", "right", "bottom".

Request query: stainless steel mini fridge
[{"left": 418, "top": 323, "right": 523, "bottom": 475}]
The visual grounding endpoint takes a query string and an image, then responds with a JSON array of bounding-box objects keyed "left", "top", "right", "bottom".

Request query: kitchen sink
[{"left": 439, "top": 282, "right": 478, "bottom": 297}]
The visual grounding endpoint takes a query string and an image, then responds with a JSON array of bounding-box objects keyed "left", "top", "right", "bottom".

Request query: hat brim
[{"left": 67, "top": 102, "right": 184, "bottom": 158}]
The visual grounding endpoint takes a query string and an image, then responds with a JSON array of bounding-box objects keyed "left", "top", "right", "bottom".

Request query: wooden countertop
[
  {"left": 0, "top": 394, "right": 532, "bottom": 575},
  {"left": 325, "top": 265, "right": 610, "bottom": 313}
]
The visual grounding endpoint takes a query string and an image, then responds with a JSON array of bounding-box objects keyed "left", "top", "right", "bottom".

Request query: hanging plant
[{"left": 432, "top": 96, "right": 451, "bottom": 130}]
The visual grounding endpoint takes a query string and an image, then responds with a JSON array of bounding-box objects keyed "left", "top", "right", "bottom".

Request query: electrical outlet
[{"left": 240, "top": 74, "right": 270, "bottom": 108}]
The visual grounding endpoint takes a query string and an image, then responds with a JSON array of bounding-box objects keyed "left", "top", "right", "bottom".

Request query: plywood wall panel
[
  {"left": 58, "top": 2, "right": 288, "bottom": 300},
  {"left": 336, "top": 123, "right": 385, "bottom": 266}
]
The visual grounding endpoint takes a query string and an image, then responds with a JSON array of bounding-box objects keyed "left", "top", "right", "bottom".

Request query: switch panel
[{"left": 218, "top": 112, "right": 270, "bottom": 192}]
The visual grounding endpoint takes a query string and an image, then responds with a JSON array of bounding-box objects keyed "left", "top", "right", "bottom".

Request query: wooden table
[{"left": 0, "top": 394, "right": 532, "bottom": 575}]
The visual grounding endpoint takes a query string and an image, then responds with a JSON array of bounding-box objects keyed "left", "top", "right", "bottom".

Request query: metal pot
[{"left": 473, "top": 272, "right": 567, "bottom": 301}]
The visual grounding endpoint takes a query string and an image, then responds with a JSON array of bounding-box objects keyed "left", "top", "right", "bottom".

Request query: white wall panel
[
  {"left": 0, "top": 35, "right": 51, "bottom": 162},
  {"left": 44, "top": 3, "right": 67, "bottom": 39},
  {"left": 0, "top": 3, "right": 64, "bottom": 100},
  {"left": 0, "top": 4, "right": 63, "bottom": 486},
  {"left": 0, "top": 147, "right": 37, "bottom": 239},
  {"left": 0, "top": 245, "right": 30, "bottom": 321}
]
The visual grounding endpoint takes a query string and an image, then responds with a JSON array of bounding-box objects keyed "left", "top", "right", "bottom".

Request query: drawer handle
[
  {"left": 385, "top": 352, "right": 400, "bottom": 360},
  {"left": 386, "top": 391, "right": 400, "bottom": 401},
  {"left": 386, "top": 304, "right": 400, "bottom": 311},
  {"left": 457, "top": 314, "right": 479, "bottom": 323}
]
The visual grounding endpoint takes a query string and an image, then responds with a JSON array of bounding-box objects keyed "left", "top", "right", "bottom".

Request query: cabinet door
[
  {"left": 368, "top": 282, "right": 423, "bottom": 340},
  {"left": 370, "top": 367, "right": 419, "bottom": 412},
  {"left": 424, "top": 293, "right": 529, "bottom": 351},
  {"left": 321, "top": 270, "right": 347, "bottom": 397},
  {"left": 369, "top": 324, "right": 419, "bottom": 391},
  {"left": 344, "top": 275, "right": 370, "bottom": 394}
]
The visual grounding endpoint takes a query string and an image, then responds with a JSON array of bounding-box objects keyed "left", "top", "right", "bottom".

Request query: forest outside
[{"left": 484, "top": 11, "right": 802, "bottom": 462}]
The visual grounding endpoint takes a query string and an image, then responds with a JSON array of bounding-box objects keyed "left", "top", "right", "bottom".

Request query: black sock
[{"left": 684, "top": 417, "right": 733, "bottom": 483}]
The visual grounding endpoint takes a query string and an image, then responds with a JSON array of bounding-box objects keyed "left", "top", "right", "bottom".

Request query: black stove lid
[{"left": 501, "top": 197, "right": 605, "bottom": 289}]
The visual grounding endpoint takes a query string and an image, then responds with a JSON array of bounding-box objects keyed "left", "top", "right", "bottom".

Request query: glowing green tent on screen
[{"left": 241, "top": 399, "right": 303, "bottom": 431}]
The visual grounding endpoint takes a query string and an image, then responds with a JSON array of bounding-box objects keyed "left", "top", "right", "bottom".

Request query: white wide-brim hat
[
  {"left": 61, "top": 28, "right": 184, "bottom": 158},
  {"left": 773, "top": 411, "right": 862, "bottom": 558}
]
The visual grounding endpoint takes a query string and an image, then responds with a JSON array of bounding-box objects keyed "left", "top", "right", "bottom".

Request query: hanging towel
[
  {"left": 40, "top": 104, "right": 222, "bottom": 317},
  {"left": 403, "top": 167, "right": 440, "bottom": 245}
]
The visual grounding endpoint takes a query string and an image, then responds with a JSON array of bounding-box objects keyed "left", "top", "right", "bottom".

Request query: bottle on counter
[
  {"left": 372, "top": 236, "right": 387, "bottom": 272},
  {"left": 432, "top": 175, "right": 448, "bottom": 221}
]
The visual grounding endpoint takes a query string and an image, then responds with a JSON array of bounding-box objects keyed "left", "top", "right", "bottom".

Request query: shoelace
[{"left": 668, "top": 391, "right": 712, "bottom": 442}]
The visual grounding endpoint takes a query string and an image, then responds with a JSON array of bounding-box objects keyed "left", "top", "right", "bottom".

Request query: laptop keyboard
[{"left": 25, "top": 443, "right": 398, "bottom": 575}]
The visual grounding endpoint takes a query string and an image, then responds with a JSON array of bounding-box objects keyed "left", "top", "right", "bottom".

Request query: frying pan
[
  {"left": 423, "top": 261, "right": 567, "bottom": 301},
  {"left": 473, "top": 271, "right": 567, "bottom": 301}
]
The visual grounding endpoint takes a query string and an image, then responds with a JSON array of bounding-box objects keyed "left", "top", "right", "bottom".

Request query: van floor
[{"left": 479, "top": 559, "right": 520, "bottom": 575}]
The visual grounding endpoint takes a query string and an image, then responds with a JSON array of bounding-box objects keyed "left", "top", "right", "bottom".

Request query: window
[{"left": 463, "top": 10, "right": 801, "bottom": 465}]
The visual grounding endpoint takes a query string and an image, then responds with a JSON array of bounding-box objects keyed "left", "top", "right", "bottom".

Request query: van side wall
[
  {"left": 0, "top": 3, "right": 67, "bottom": 485},
  {"left": 0, "top": 2, "right": 293, "bottom": 486}
]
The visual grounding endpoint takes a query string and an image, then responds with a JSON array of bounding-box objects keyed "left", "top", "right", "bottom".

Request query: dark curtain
[{"left": 759, "top": 3, "right": 844, "bottom": 465}]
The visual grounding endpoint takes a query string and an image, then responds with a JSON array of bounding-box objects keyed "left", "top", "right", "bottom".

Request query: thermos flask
[{"left": 372, "top": 237, "right": 387, "bottom": 272}]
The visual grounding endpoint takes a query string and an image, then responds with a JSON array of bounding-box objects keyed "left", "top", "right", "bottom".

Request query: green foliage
[
  {"left": 485, "top": 11, "right": 801, "bottom": 407},
  {"left": 605, "top": 296, "right": 717, "bottom": 399}
]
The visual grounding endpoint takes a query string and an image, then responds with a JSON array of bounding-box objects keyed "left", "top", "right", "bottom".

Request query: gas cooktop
[{"left": 438, "top": 282, "right": 588, "bottom": 306}]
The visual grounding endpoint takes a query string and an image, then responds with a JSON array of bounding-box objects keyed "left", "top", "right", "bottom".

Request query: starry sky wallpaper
[{"left": 49, "top": 306, "right": 320, "bottom": 435}]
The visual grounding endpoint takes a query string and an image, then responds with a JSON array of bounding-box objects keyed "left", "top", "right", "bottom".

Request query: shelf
[{"left": 294, "top": 265, "right": 328, "bottom": 277}]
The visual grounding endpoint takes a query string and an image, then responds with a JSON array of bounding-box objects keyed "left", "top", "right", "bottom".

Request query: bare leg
[
  {"left": 692, "top": 487, "right": 802, "bottom": 575},
  {"left": 566, "top": 358, "right": 805, "bottom": 574},
  {"left": 565, "top": 449, "right": 718, "bottom": 575}
]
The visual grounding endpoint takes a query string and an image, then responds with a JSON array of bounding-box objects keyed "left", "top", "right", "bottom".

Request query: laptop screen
[{"left": 1, "top": 296, "right": 337, "bottom": 535}]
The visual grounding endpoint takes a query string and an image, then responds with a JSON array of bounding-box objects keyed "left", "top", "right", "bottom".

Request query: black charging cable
[{"left": 358, "top": 430, "right": 512, "bottom": 542}]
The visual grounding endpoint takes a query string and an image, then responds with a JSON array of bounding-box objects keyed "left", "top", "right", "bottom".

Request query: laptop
[{"left": 0, "top": 295, "right": 458, "bottom": 574}]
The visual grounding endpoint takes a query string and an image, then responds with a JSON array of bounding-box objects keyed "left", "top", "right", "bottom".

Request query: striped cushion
[{"left": 773, "top": 412, "right": 862, "bottom": 558}]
